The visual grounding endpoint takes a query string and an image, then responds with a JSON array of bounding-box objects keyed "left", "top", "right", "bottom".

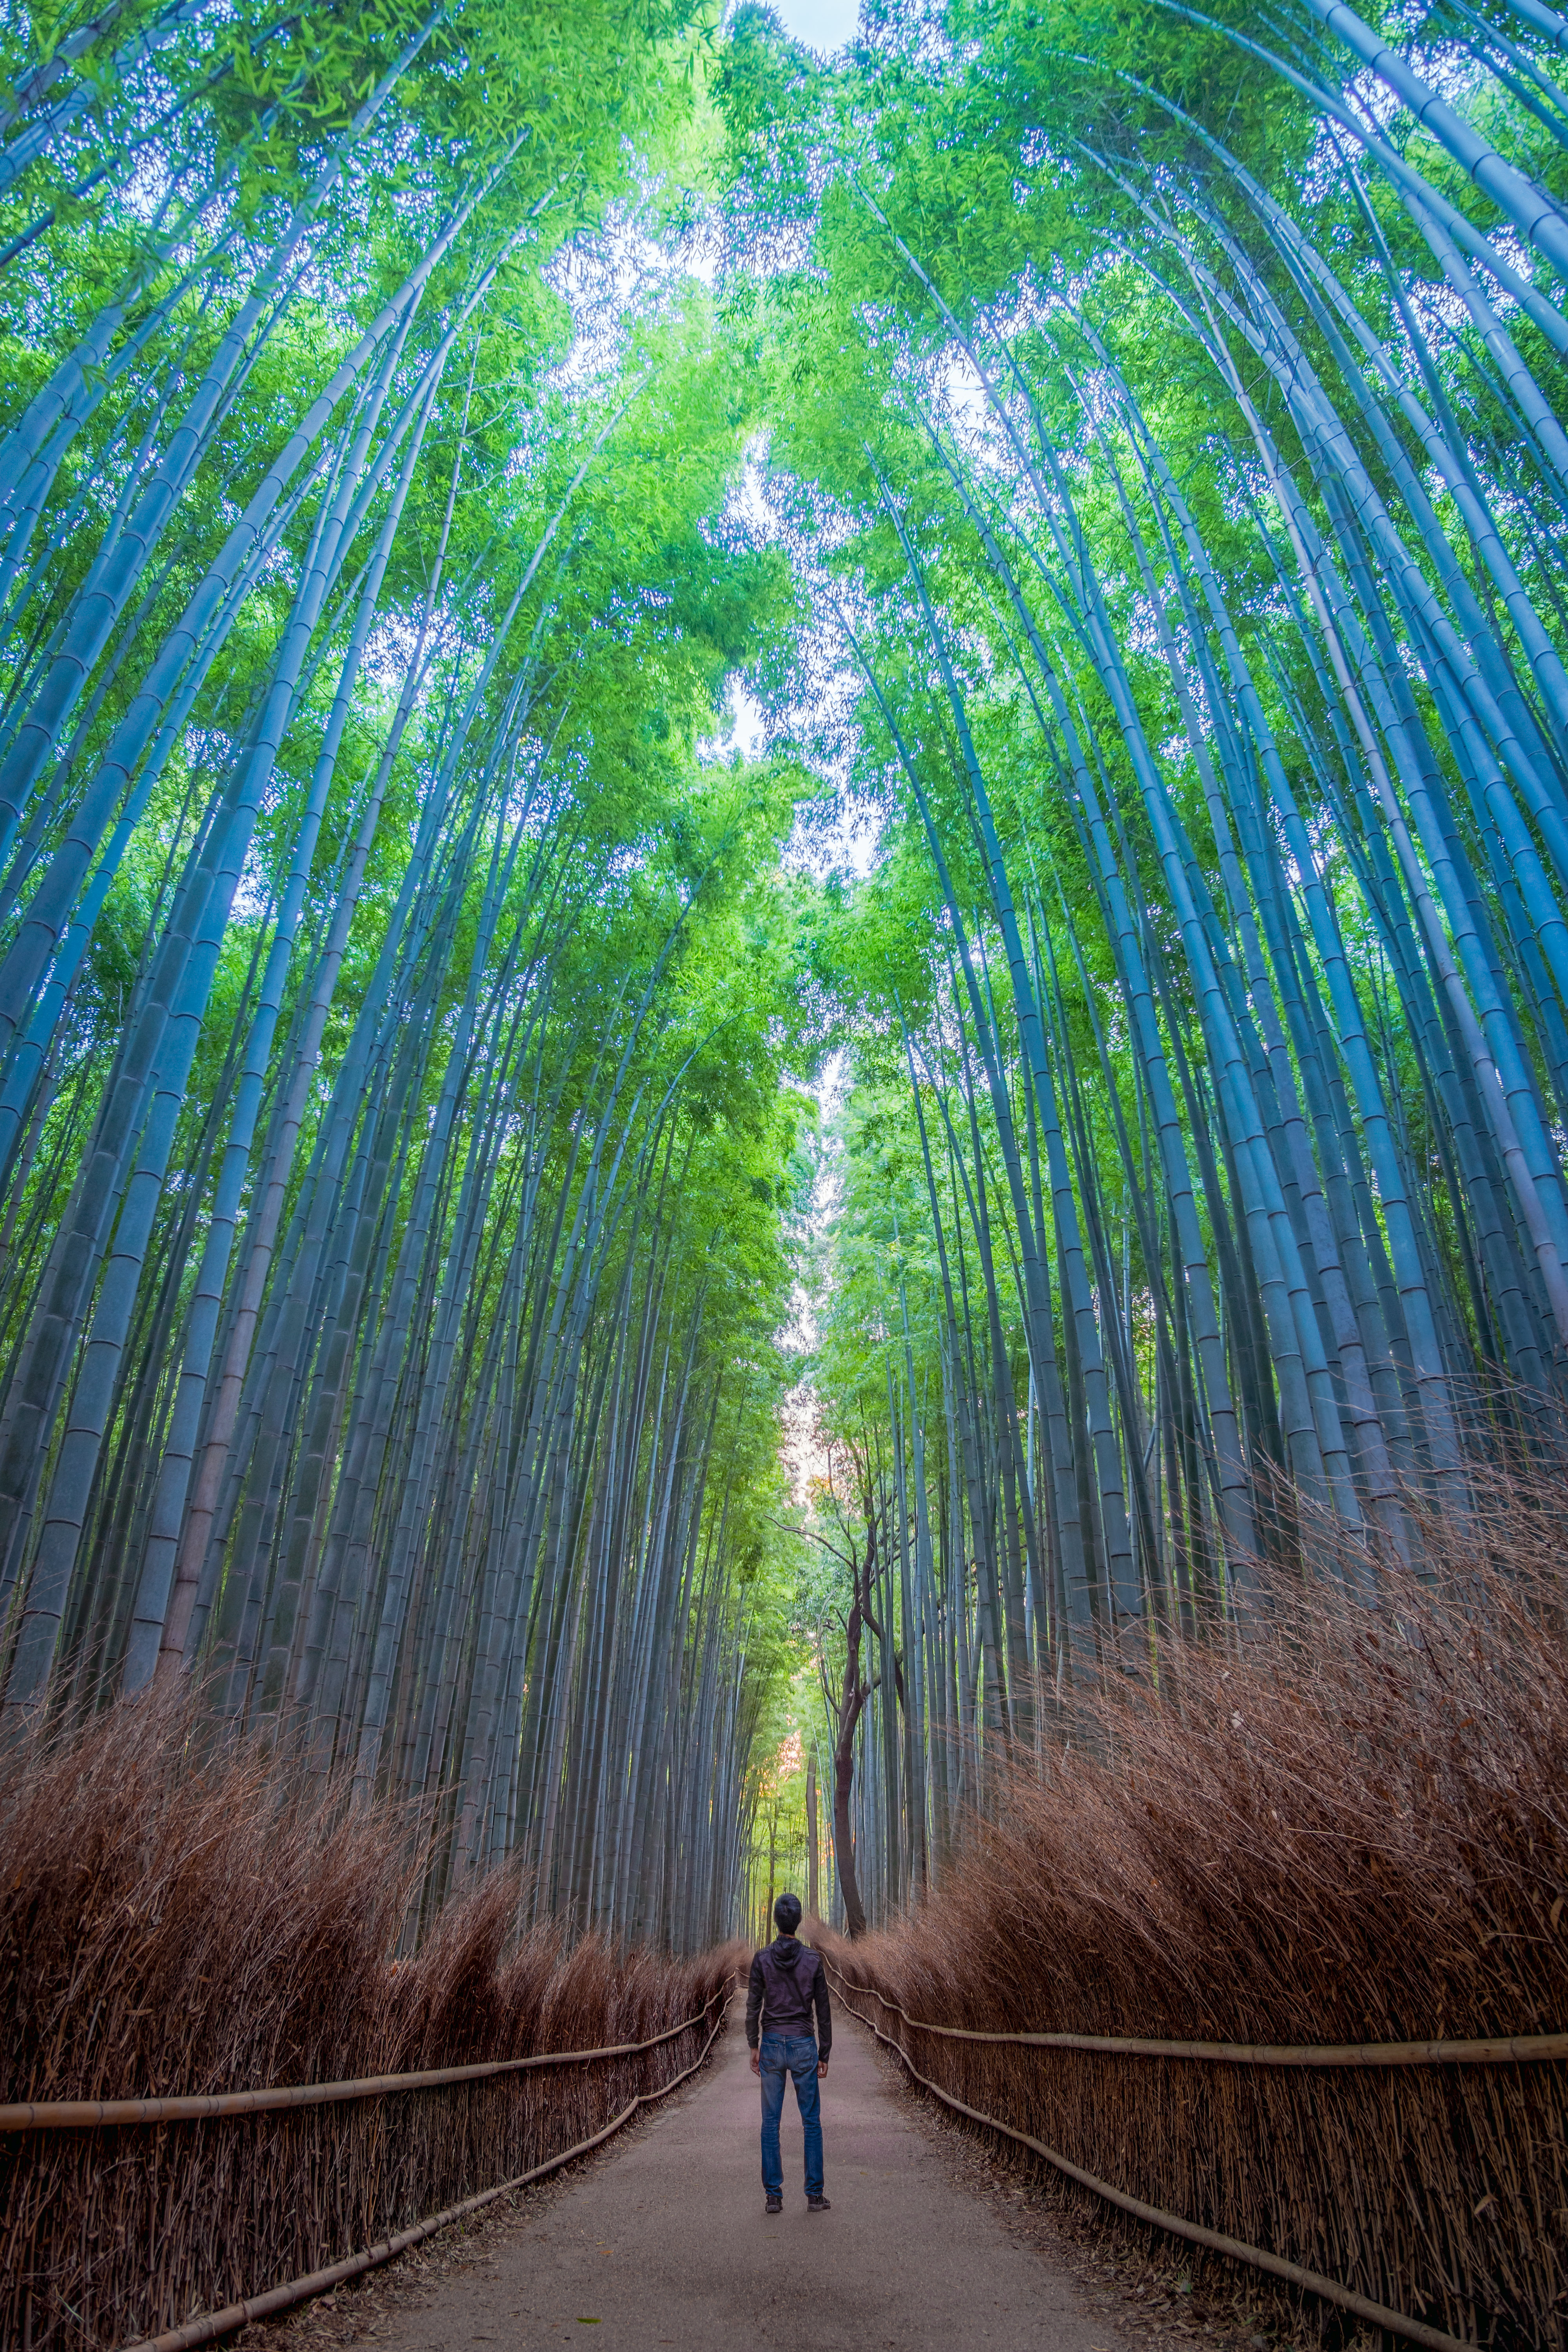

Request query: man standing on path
[{"left": 746, "top": 1891, "right": 832, "bottom": 2217}]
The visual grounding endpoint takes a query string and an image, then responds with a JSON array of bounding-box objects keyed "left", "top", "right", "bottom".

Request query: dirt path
[{"left": 360, "top": 2011, "right": 1135, "bottom": 2352}]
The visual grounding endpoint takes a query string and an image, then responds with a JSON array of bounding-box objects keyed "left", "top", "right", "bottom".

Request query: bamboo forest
[{"left": 4, "top": 0, "right": 1568, "bottom": 2340}]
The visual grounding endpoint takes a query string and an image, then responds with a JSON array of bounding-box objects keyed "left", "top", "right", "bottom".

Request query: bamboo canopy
[{"left": 0, "top": 0, "right": 1566, "bottom": 1950}]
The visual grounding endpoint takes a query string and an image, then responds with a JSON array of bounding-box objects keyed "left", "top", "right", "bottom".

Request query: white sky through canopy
[{"left": 770, "top": 0, "right": 859, "bottom": 54}]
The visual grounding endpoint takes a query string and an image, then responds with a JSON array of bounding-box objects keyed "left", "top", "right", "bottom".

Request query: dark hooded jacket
[{"left": 746, "top": 1935, "right": 831, "bottom": 2056}]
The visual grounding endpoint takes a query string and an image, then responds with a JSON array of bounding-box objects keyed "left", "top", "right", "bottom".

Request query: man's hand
[
  {"left": 817, "top": 2061, "right": 828, "bottom": 2080},
  {"left": 749, "top": 2048, "right": 760, "bottom": 2076}
]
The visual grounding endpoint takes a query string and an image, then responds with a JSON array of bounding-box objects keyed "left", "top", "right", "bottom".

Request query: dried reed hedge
[
  {"left": 828, "top": 1482, "right": 1568, "bottom": 2349},
  {"left": 0, "top": 1692, "right": 739, "bottom": 2352}
]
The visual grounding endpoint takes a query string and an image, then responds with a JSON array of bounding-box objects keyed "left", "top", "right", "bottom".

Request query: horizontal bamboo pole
[
  {"left": 0, "top": 1998, "right": 720, "bottom": 2132},
  {"left": 114, "top": 1995, "right": 731, "bottom": 2352},
  {"left": 833, "top": 1973, "right": 1566, "bottom": 2067},
  {"left": 829, "top": 1975, "right": 1472, "bottom": 2352}
]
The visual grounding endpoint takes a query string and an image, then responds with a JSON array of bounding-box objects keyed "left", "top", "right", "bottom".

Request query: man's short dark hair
[{"left": 773, "top": 1891, "right": 802, "bottom": 1934}]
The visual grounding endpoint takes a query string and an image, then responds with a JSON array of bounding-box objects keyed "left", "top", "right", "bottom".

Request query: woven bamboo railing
[{"left": 827, "top": 1965, "right": 1566, "bottom": 2352}]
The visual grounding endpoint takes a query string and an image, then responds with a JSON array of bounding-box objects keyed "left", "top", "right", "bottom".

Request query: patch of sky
[
  {"left": 697, "top": 674, "right": 766, "bottom": 766},
  {"left": 230, "top": 841, "right": 274, "bottom": 929},
  {"left": 692, "top": 437, "right": 880, "bottom": 878},
  {"left": 766, "top": 0, "right": 862, "bottom": 58},
  {"left": 540, "top": 201, "right": 704, "bottom": 403},
  {"left": 1123, "top": 591, "right": 1168, "bottom": 664},
  {"left": 363, "top": 609, "right": 425, "bottom": 695}
]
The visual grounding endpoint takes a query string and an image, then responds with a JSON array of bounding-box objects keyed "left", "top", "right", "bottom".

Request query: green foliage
[{"left": 5, "top": 0, "right": 1568, "bottom": 1947}]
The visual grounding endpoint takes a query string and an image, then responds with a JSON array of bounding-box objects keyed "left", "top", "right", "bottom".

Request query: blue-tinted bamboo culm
[
  {"left": 730, "top": 0, "right": 1568, "bottom": 1923},
  {"left": 0, "top": 0, "right": 811, "bottom": 1948}
]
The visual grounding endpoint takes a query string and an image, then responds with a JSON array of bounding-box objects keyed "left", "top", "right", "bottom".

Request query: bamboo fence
[
  {"left": 0, "top": 1971, "right": 734, "bottom": 2352},
  {"left": 828, "top": 1964, "right": 1566, "bottom": 2348}
]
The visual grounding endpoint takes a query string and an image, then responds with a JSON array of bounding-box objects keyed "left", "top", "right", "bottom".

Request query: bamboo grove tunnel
[{"left": 1, "top": 0, "right": 1568, "bottom": 2344}]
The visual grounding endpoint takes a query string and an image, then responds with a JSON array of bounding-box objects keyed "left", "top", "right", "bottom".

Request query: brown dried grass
[
  {"left": 0, "top": 1689, "right": 740, "bottom": 2352},
  {"left": 826, "top": 1476, "right": 1568, "bottom": 2348}
]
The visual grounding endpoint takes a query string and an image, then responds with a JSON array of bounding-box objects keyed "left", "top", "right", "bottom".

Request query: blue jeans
[{"left": 759, "top": 2032, "right": 823, "bottom": 2198}]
